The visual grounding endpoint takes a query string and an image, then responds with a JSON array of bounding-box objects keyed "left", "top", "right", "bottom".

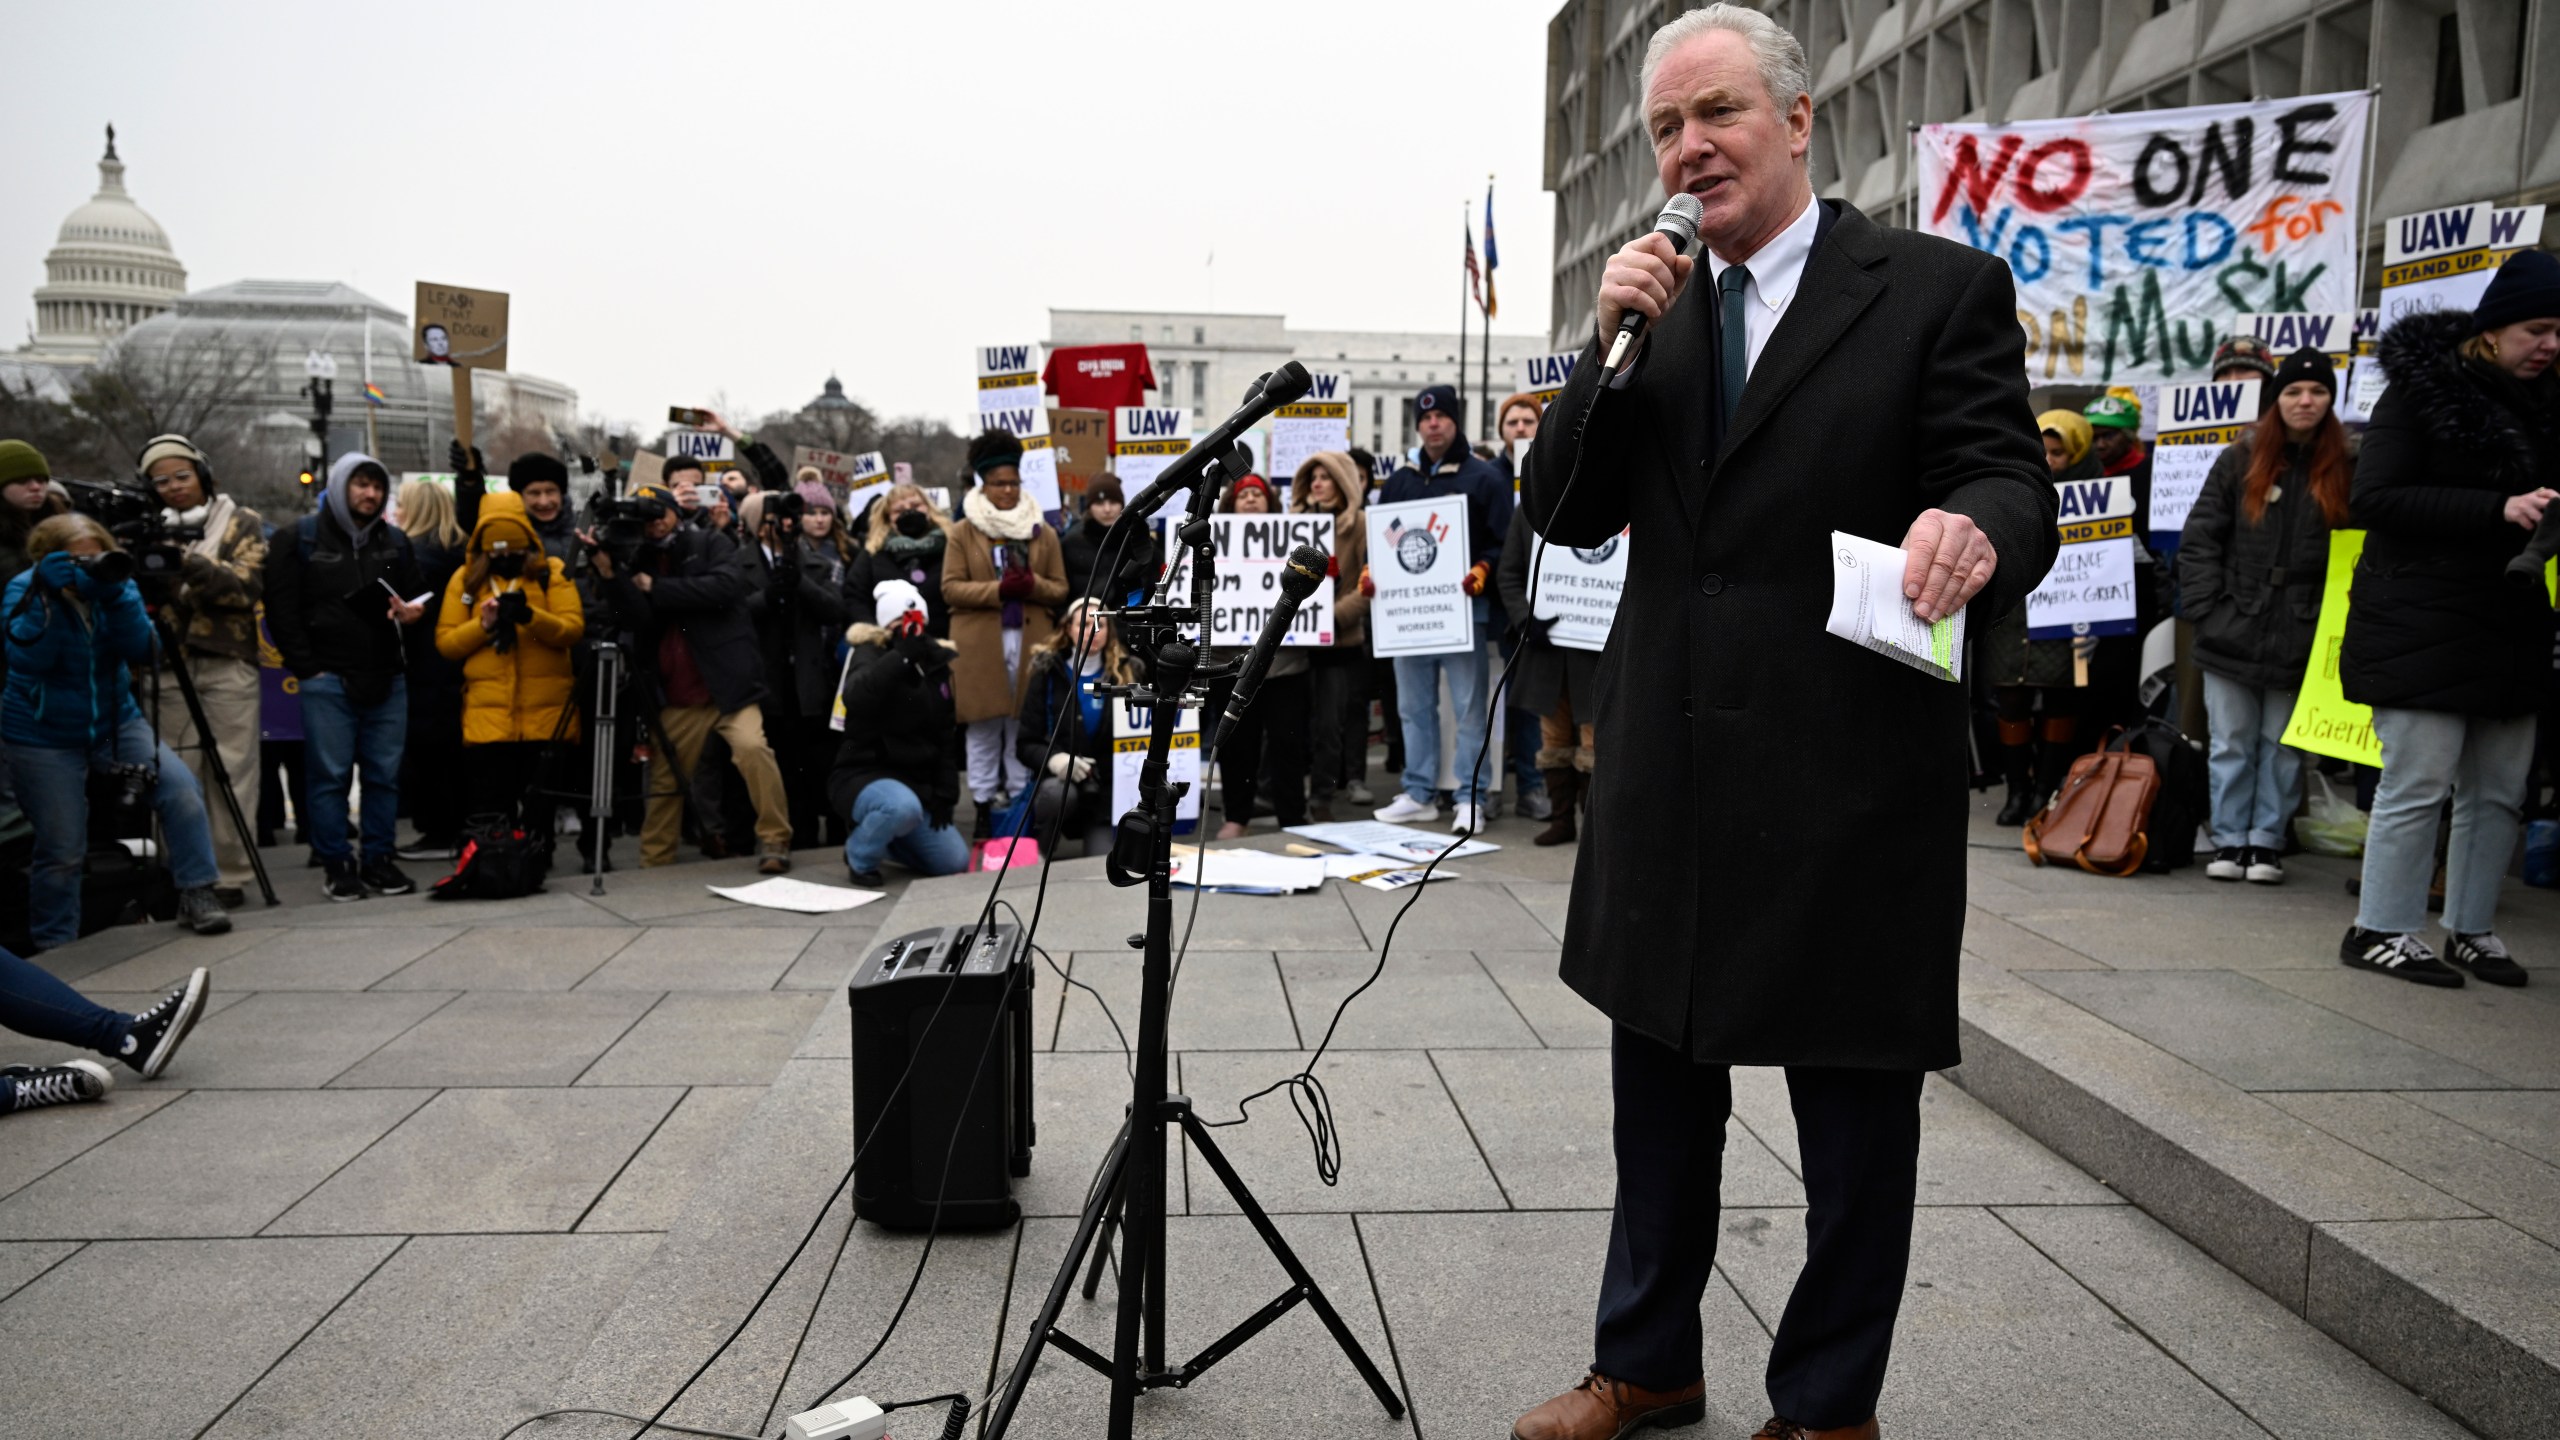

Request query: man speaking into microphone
[{"left": 1511, "top": 9, "right": 2053, "bottom": 1440}]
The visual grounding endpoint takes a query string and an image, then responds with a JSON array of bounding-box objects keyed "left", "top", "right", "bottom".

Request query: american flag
[{"left": 1464, "top": 219, "right": 1483, "bottom": 311}]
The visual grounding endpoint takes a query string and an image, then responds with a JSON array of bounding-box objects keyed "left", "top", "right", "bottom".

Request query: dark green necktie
[{"left": 1719, "top": 263, "right": 1752, "bottom": 431}]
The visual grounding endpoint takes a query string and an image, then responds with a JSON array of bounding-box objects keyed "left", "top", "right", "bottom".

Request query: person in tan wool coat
[{"left": 944, "top": 430, "right": 1068, "bottom": 834}]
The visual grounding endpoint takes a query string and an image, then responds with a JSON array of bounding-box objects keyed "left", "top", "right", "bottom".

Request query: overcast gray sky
[{"left": 4, "top": 0, "right": 1561, "bottom": 433}]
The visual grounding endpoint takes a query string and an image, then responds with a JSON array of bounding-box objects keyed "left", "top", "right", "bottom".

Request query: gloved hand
[
  {"left": 1462, "top": 560, "right": 1491, "bottom": 597},
  {"left": 1046, "top": 751, "right": 1074, "bottom": 779},
  {"left": 35, "top": 552, "right": 78, "bottom": 591},
  {"left": 1357, "top": 563, "right": 1375, "bottom": 598},
  {"left": 997, "top": 565, "right": 1035, "bottom": 600},
  {"left": 447, "top": 440, "right": 486, "bottom": 477},
  {"left": 892, "top": 629, "right": 949, "bottom": 674},
  {"left": 1511, "top": 613, "right": 1552, "bottom": 645},
  {"left": 72, "top": 561, "right": 121, "bottom": 600},
  {"left": 889, "top": 608, "right": 927, "bottom": 639},
  {"left": 1070, "top": 756, "right": 1096, "bottom": 783}
]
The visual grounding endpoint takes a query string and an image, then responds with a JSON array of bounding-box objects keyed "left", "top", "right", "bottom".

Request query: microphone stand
[{"left": 981, "top": 446, "right": 1404, "bottom": 1440}]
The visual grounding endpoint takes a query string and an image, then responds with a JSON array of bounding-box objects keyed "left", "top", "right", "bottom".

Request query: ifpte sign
[{"left": 413, "top": 282, "right": 510, "bottom": 370}]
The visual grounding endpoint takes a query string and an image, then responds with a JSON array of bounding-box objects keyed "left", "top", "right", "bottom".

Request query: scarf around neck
[{"left": 963, "top": 485, "right": 1041, "bottom": 542}]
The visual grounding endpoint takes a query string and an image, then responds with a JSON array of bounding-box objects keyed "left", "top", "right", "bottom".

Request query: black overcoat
[{"left": 1522, "top": 200, "right": 2055, "bottom": 1071}]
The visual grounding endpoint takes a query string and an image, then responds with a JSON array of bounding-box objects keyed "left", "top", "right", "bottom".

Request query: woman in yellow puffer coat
[{"left": 436, "top": 491, "right": 582, "bottom": 844}]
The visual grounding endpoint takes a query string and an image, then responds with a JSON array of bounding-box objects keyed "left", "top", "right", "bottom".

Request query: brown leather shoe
[
  {"left": 1753, "top": 1416, "right": 1879, "bottom": 1440},
  {"left": 1512, "top": 1371, "right": 1706, "bottom": 1440}
]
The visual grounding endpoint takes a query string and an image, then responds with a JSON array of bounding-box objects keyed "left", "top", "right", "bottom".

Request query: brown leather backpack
[{"left": 2023, "top": 730, "right": 2159, "bottom": 876}]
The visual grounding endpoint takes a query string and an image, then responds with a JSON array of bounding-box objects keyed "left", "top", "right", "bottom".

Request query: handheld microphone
[
  {"left": 1120, "top": 362, "right": 1314, "bottom": 520},
  {"left": 1212, "top": 544, "right": 1330, "bottom": 751},
  {"left": 1599, "top": 192, "right": 1705, "bottom": 377}
]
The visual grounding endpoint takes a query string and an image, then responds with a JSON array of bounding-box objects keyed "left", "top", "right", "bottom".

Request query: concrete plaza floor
[{"left": 0, "top": 790, "right": 2545, "bottom": 1439}]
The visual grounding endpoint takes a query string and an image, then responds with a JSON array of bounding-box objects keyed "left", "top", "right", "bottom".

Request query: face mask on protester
[
  {"left": 895, "top": 509, "right": 933, "bottom": 538},
  {"left": 489, "top": 552, "right": 527, "bottom": 580}
]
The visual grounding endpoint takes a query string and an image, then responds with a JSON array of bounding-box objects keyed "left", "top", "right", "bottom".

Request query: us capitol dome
[{"left": 21, "top": 125, "right": 186, "bottom": 364}]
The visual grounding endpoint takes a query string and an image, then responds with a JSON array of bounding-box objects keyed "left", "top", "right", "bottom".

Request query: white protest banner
[
  {"left": 1520, "top": 350, "right": 1581, "bottom": 407},
  {"left": 1016, "top": 424, "right": 1065, "bottom": 515},
  {"left": 2380, "top": 203, "right": 2546, "bottom": 327},
  {"left": 664, "top": 427, "right": 736, "bottom": 472},
  {"left": 1114, "top": 406, "right": 1191, "bottom": 511},
  {"left": 840, "top": 446, "right": 891, "bottom": 521},
  {"left": 2339, "top": 356, "right": 2387, "bottom": 425},
  {"left": 976, "top": 342, "right": 1041, "bottom": 433},
  {"left": 2028, "top": 474, "right": 2140, "bottom": 638},
  {"left": 2150, "top": 378, "right": 2258, "bottom": 540},
  {"left": 1915, "top": 92, "right": 2369, "bottom": 385},
  {"left": 2235, "top": 312, "right": 2353, "bottom": 368},
  {"left": 1111, "top": 698, "right": 1200, "bottom": 825},
  {"left": 1268, "top": 371, "right": 1349, "bottom": 484},
  {"left": 1531, "top": 528, "right": 1627, "bottom": 652},
  {"left": 1366, "top": 497, "right": 1473, "bottom": 657},
  {"left": 1157, "top": 515, "right": 1337, "bottom": 648}
]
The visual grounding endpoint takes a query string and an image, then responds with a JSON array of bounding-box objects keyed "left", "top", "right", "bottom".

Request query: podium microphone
[
  {"left": 1599, "top": 192, "right": 1705, "bottom": 377},
  {"left": 1213, "top": 544, "right": 1330, "bottom": 752}
]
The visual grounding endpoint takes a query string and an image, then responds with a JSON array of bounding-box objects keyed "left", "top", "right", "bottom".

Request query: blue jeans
[
  {"left": 298, "top": 672, "right": 407, "bottom": 865},
  {"left": 2356, "top": 708, "right": 2535, "bottom": 936},
  {"left": 7, "top": 716, "right": 221, "bottom": 951},
  {"left": 843, "top": 779, "right": 971, "bottom": 877},
  {"left": 2200, "top": 671, "right": 2305, "bottom": 850},
  {"left": 0, "top": 946, "right": 131, "bottom": 1056},
  {"left": 1393, "top": 641, "right": 1491, "bottom": 807}
]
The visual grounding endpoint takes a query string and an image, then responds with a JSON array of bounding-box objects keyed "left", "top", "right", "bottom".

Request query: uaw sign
[
  {"left": 1268, "top": 371, "right": 1350, "bottom": 484},
  {"left": 977, "top": 342, "right": 1042, "bottom": 435},
  {"left": 1520, "top": 350, "right": 1580, "bottom": 407},
  {"left": 2380, "top": 203, "right": 2546, "bottom": 324},
  {"left": 2027, "top": 474, "right": 2140, "bottom": 640},
  {"left": 2150, "top": 378, "right": 2258, "bottom": 540},
  {"left": 1916, "top": 92, "right": 2369, "bottom": 384}
]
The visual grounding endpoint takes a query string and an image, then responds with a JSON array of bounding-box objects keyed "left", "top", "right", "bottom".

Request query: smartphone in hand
[{"left": 668, "top": 406, "right": 713, "bottom": 427}]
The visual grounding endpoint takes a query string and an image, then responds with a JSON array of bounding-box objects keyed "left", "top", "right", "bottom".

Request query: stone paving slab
[
  {"left": 1018, "top": 1050, "right": 1183, "bottom": 1220},
  {"left": 1961, "top": 904, "right": 2108, "bottom": 970},
  {"left": 1055, "top": 948, "right": 1298, "bottom": 1052},
  {"left": 1498, "top": 878, "right": 1572, "bottom": 942},
  {"left": 90, "top": 925, "right": 465, "bottom": 991},
  {"left": 1276, "top": 949, "right": 1541, "bottom": 1050},
  {"left": 2024, "top": 969, "right": 2505, "bottom": 1091},
  {"left": 2251, "top": 967, "right": 2560, "bottom": 1087},
  {"left": 573, "top": 927, "right": 818, "bottom": 990},
  {"left": 2272, "top": 1091, "right": 2560, "bottom": 1250},
  {"left": 268, "top": 1086, "right": 683, "bottom": 1234},
  {"left": 331, "top": 989, "right": 658, "bottom": 1089},
  {"left": 1361, "top": 1209, "right": 1774, "bottom": 1440},
  {"left": 579, "top": 990, "right": 829, "bottom": 1087},
  {"left": 1335, "top": 874, "right": 1551, "bottom": 951},
  {"left": 2310, "top": 1217, "right": 2560, "bottom": 1438},
  {"left": 771, "top": 1226, "right": 1019, "bottom": 1434},
  {"left": 169, "top": 989, "right": 459, "bottom": 1089},
  {"left": 200, "top": 1231, "right": 659, "bottom": 1440},
  {"left": 2000, "top": 1205, "right": 2478, "bottom": 1440},
  {"left": 0, "top": 1084, "right": 184, "bottom": 1201},
  {"left": 991, "top": 1213, "right": 1413, "bottom": 1440},
  {"left": 371, "top": 926, "right": 642, "bottom": 990},
  {"left": 773, "top": 922, "right": 890, "bottom": 990},
  {"left": 0, "top": 1235, "right": 400, "bottom": 1437},
  {"left": 1718, "top": 1205, "right": 2270, "bottom": 1438},
  {"left": 2399, "top": 1090, "right": 2560, "bottom": 1167},
  {"left": 1473, "top": 948, "right": 1610, "bottom": 1047},
  {"left": 1177, "top": 1049, "right": 1506, "bottom": 1214},
  {"left": 580, "top": 1086, "right": 770, "bottom": 1234},
  {"left": 0, "top": 1088, "right": 433, "bottom": 1239},
  {"left": 0, "top": 1241, "right": 78, "bottom": 1303}
]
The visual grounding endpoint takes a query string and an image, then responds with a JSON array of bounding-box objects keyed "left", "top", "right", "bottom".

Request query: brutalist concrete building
[{"left": 1544, "top": 0, "right": 2560, "bottom": 347}]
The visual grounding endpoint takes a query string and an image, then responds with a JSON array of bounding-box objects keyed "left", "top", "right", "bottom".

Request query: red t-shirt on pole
[{"left": 1043, "top": 344, "right": 1159, "bottom": 412}]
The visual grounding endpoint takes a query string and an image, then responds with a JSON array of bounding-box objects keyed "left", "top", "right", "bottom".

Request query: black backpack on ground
[
  {"left": 431, "top": 815, "right": 552, "bottom": 901},
  {"left": 2119, "top": 720, "right": 2209, "bottom": 873}
]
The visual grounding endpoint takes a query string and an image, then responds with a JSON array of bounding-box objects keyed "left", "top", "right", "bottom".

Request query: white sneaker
[
  {"left": 1451, "top": 802, "right": 1482, "bottom": 833},
  {"left": 1374, "top": 794, "right": 1440, "bottom": 824}
]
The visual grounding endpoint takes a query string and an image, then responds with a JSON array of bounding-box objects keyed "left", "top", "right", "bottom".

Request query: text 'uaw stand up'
[{"left": 983, "top": 364, "right": 1404, "bottom": 1439}]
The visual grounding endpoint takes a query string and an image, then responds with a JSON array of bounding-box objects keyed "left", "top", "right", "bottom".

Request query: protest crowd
[{"left": 0, "top": 239, "right": 2554, "bottom": 1117}]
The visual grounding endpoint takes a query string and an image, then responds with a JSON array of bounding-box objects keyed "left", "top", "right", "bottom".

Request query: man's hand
[
  {"left": 578, "top": 530, "right": 615, "bottom": 579},
  {"left": 1898, "top": 509, "right": 1997, "bottom": 624},
  {"left": 703, "top": 409, "right": 738, "bottom": 441},
  {"left": 1462, "top": 560, "right": 1491, "bottom": 597},
  {"left": 633, "top": 572, "right": 654, "bottom": 594},
  {"left": 447, "top": 440, "right": 486, "bottom": 476},
  {"left": 387, "top": 594, "right": 426, "bottom": 625},
  {"left": 1595, "top": 230, "right": 1697, "bottom": 349},
  {"left": 2504, "top": 488, "right": 2556, "bottom": 529}
]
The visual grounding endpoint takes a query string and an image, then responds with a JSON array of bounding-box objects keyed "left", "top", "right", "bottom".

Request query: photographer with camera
[
  {"left": 263, "top": 453, "right": 428, "bottom": 902},
  {"left": 138, "top": 434, "right": 266, "bottom": 907},
  {"left": 3, "top": 514, "right": 232, "bottom": 947},
  {"left": 582, "top": 474, "right": 794, "bottom": 873},
  {"left": 739, "top": 486, "right": 854, "bottom": 849},
  {"left": 830, "top": 579, "right": 969, "bottom": 886},
  {"left": 438, "top": 492, "right": 584, "bottom": 850}
]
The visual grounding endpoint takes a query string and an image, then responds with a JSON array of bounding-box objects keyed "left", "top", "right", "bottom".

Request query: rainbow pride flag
[{"left": 362, "top": 381, "right": 388, "bottom": 407}]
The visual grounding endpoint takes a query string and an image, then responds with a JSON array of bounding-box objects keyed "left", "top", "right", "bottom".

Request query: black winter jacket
[
  {"left": 744, "top": 537, "right": 854, "bottom": 718},
  {"left": 599, "top": 527, "right": 764, "bottom": 713},
  {"left": 1492, "top": 503, "right": 1597, "bottom": 720},
  {"left": 263, "top": 509, "right": 424, "bottom": 684},
  {"left": 826, "top": 624, "right": 961, "bottom": 828},
  {"left": 2178, "top": 432, "right": 2341, "bottom": 691},
  {"left": 2341, "top": 309, "right": 2559, "bottom": 715}
]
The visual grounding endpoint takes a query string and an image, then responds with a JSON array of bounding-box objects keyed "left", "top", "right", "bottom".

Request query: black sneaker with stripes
[
  {"left": 2445, "top": 931, "right": 2528, "bottom": 988},
  {"left": 2339, "top": 927, "right": 2463, "bottom": 988}
]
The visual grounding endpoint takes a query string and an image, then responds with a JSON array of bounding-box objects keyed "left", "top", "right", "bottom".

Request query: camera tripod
[
  {"left": 147, "top": 614, "right": 277, "bottom": 908},
  {"left": 981, "top": 453, "right": 1404, "bottom": 1440}
]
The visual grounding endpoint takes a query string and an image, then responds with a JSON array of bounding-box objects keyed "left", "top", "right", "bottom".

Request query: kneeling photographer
[
  {"left": 438, "top": 492, "right": 584, "bottom": 852},
  {"left": 3, "top": 515, "right": 231, "bottom": 949},
  {"left": 830, "top": 579, "right": 968, "bottom": 886},
  {"left": 138, "top": 434, "right": 266, "bottom": 907}
]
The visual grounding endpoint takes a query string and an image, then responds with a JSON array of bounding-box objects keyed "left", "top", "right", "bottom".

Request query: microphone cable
[{"left": 1186, "top": 380, "right": 1612, "bottom": 1187}]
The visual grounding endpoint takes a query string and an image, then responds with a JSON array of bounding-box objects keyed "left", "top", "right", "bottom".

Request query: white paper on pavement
[
  {"left": 1823, "top": 531, "right": 1964, "bottom": 682},
  {"left": 708, "top": 877, "right": 887, "bottom": 913},
  {"left": 1168, "top": 848, "right": 1326, "bottom": 893},
  {"left": 1284, "top": 819, "right": 1499, "bottom": 863}
]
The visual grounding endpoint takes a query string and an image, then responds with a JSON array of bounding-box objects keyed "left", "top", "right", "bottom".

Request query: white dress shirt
[{"left": 1704, "top": 191, "right": 1820, "bottom": 379}]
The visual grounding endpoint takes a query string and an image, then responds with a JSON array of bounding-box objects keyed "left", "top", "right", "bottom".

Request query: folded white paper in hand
[{"left": 1823, "top": 531, "right": 1964, "bottom": 682}]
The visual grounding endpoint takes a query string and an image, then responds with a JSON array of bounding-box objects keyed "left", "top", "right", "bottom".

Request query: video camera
[
  {"left": 580, "top": 491, "right": 667, "bottom": 572},
  {"left": 61, "top": 479, "right": 197, "bottom": 593}
]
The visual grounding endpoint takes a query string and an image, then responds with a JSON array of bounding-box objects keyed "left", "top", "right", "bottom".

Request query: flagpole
[
  {"left": 361, "top": 308, "right": 378, "bottom": 457},
  {"left": 1456, "top": 201, "right": 1469, "bottom": 458},
  {"left": 1480, "top": 177, "right": 1494, "bottom": 449}
]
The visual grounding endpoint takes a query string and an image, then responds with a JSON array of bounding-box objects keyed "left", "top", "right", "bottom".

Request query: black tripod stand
[
  {"left": 982, "top": 453, "right": 1404, "bottom": 1440},
  {"left": 147, "top": 614, "right": 277, "bottom": 907}
]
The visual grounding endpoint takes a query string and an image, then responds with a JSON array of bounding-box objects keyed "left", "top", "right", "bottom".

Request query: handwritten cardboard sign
[{"left": 413, "top": 282, "right": 509, "bottom": 369}]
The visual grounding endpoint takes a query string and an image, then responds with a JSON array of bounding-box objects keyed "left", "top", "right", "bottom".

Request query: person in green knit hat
[{"left": 0, "top": 442, "right": 69, "bottom": 592}]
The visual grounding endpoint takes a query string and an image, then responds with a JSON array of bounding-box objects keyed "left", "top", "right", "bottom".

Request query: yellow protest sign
[
  {"left": 2282, "top": 530, "right": 2378, "bottom": 766},
  {"left": 2287, "top": 531, "right": 2556, "bottom": 768}
]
